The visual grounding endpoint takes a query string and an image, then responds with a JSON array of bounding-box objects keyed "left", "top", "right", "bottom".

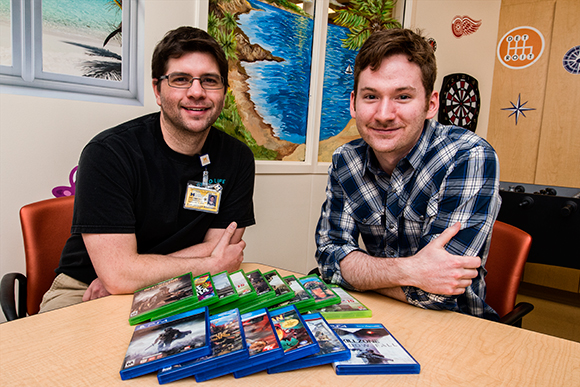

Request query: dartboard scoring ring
[
  {"left": 438, "top": 73, "right": 481, "bottom": 132},
  {"left": 563, "top": 45, "right": 580, "bottom": 74}
]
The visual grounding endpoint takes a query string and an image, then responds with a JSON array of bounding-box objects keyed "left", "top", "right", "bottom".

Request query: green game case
[
  {"left": 207, "top": 271, "right": 239, "bottom": 311},
  {"left": 298, "top": 274, "right": 341, "bottom": 312},
  {"left": 238, "top": 270, "right": 295, "bottom": 314},
  {"left": 210, "top": 269, "right": 257, "bottom": 314},
  {"left": 307, "top": 285, "right": 372, "bottom": 319},
  {"left": 268, "top": 274, "right": 315, "bottom": 312},
  {"left": 128, "top": 273, "right": 197, "bottom": 325},
  {"left": 151, "top": 273, "right": 219, "bottom": 321}
]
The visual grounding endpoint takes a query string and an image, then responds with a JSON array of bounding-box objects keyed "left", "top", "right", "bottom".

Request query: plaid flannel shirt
[{"left": 315, "top": 119, "right": 501, "bottom": 320}]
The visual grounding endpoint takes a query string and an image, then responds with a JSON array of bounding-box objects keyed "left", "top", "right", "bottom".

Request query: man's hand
[
  {"left": 405, "top": 222, "right": 481, "bottom": 295},
  {"left": 208, "top": 222, "right": 246, "bottom": 273},
  {"left": 82, "top": 277, "right": 111, "bottom": 302}
]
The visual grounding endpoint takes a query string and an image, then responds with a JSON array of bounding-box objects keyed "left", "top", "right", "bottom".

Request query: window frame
[{"left": 0, "top": 0, "right": 144, "bottom": 105}]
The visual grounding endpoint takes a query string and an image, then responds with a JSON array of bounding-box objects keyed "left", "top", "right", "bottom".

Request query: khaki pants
[{"left": 39, "top": 273, "right": 88, "bottom": 313}]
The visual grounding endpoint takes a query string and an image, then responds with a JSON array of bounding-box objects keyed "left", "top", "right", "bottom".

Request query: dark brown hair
[
  {"left": 353, "top": 28, "right": 436, "bottom": 100},
  {"left": 151, "top": 26, "right": 228, "bottom": 91}
]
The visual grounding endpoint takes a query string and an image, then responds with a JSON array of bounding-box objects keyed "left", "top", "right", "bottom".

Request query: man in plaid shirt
[{"left": 315, "top": 29, "right": 501, "bottom": 320}]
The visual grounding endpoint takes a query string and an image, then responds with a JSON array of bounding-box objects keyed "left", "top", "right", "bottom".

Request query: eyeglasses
[{"left": 158, "top": 73, "right": 225, "bottom": 90}]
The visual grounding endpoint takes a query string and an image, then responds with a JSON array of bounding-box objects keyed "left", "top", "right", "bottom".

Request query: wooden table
[{"left": 1, "top": 262, "right": 579, "bottom": 386}]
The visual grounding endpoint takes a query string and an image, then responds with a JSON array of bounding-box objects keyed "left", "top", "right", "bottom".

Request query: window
[{"left": 0, "top": 0, "right": 143, "bottom": 105}]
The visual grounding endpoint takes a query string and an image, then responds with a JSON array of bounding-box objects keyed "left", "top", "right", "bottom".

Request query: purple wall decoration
[{"left": 52, "top": 166, "right": 77, "bottom": 197}]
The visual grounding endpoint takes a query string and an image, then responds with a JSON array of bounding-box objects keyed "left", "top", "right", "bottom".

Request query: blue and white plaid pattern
[{"left": 315, "top": 120, "right": 501, "bottom": 320}]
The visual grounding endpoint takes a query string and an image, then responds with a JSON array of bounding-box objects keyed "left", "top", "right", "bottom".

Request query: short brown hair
[
  {"left": 353, "top": 28, "right": 436, "bottom": 100},
  {"left": 151, "top": 26, "right": 228, "bottom": 91}
]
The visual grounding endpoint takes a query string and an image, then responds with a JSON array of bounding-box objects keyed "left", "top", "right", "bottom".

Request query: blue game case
[
  {"left": 194, "top": 308, "right": 284, "bottom": 382},
  {"left": 267, "top": 313, "right": 350, "bottom": 374},
  {"left": 119, "top": 307, "right": 211, "bottom": 380},
  {"left": 156, "top": 308, "right": 248, "bottom": 384},
  {"left": 234, "top": 304, "right": 319, "bottom": 378},
  {"left": 330, "top": 323, "right": 420, "bottom": 375}
]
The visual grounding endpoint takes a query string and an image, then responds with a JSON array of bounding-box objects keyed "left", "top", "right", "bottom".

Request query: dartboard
[
  {"left": 563, "top": 45, "right": 580, "bottom": 74},
  {"left": 438, "top": 73, "right": 480, "bottom": 132}
]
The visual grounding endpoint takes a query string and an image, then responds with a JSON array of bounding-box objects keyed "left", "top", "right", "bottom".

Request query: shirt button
[
  {"left": 419, "top": 215, "right": 425, "bottom": 221},
  {"left": 388, "top": 223, "right": 396, "bottom": 230}
]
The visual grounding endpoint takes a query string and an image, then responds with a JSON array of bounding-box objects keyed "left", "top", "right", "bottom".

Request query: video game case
[
  {"left": 234, "top": 304, "right": 319, "bottom": 378},
  {"left": 210, "top": 269, "right": 257, "bottom": 315},
  {"left": 119, "top": 307, "right": 211, "bottom": 380},
  {"left": 156, "top": 308, "right": 248, "bottom": 384},
  {"left": 269, "top": 275, "right": 316, "bottom": 312},
  {"left": 307, "top": 285, "right": 372, "bottom": 319},
  {"left": 194, "top": 308, "right": 284, "bottom": 382},
  {"left": 330, "top": 323, "right": 420, "bottom": 375},
  {"left": 245, "top": 269, "right": 276, "bottom": 304},
  {"left": 237, "top": 270, "right": 296, "bottom": 314},
  {"left": 128, "top": 273, "right": 197, "bottom": 326},
  {"left": 151, "top": 272, "right": 219, "bottom": 321},
  {"left": 268, "top": 313, "right": 350, "bottom": 374},
  {"left": 298, "top": 274, "right": 341, "bottom": 311},
  {"left": 207, "top": 271, "right": 239, "bottom": 311}
]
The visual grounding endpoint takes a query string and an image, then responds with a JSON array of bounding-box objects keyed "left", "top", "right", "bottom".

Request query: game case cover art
[
  {"left": 305, "top": 314, "right": 348, "bottom": 357},
  {"left": 234, "top": 305, "right": 319, "bottom": 378},
  {"left": 229, "top": 269, "right": 253, "bottom": 297},
  {"left": 246, "top": 269, "right": 273, "bottom": 297},
  {"left": 311, "top": 286, "right": 372, "bottom": 319},
  {"left": 268, "top": 313, "right": 350, "bottom": 374},
  {"left": 120, "top": 308, "right": 210, "bottom": 380},
  {"left": 263, "top": 270, "right": 292, "bottom": 297},
  {"left": 129, "top": 273, "right": 194, "bottom": 323},
  {"left": 270, "top": 275, "right": 315, "bottom": 312},
  {"left": 211, "top": 269, "right": 257, "bottom": 315},
  {"left": 212, "top": 271, "right": 236, "bottom": 300},
  {"left": 194, "top": 308, "right": 283, "bottom": 382},
  {"left": 270, "top": 306, "right": 315, "bottom": 353},
  {"left": 194, "top": 273, "right": 215, "bottom": 302},
  {"left": 157, "top": 308, "right": 247, "bottom": 384},
  {"left": 299, "top": 274, "right": 340, "bottom": 309},
  {"left": 242, "top": 309, "right": 281, "bottom": 357},
  {"left": 330, "top": 323, "right": 420, "bottom": 374}
]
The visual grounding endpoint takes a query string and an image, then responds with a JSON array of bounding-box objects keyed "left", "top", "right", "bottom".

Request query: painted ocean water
[
  {"left": 42, "top": 0, "right": 122, "bottom": 39},
  {"left": 239, "top": 0, "right": 357, "bottom": 144}
]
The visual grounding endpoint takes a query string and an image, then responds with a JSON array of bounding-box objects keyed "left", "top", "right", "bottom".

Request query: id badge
[{"left": 184, "top": 181, "right": 222, "bottom": 214}]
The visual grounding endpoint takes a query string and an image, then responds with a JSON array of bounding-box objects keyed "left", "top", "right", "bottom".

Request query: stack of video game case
[{"left": 119, "top": 269, "right": 419, "bottom": 382}]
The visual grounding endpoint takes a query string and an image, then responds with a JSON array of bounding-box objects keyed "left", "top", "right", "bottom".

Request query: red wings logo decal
[{"left": 452, "top": 16, "right": 482, "bottom": 38}]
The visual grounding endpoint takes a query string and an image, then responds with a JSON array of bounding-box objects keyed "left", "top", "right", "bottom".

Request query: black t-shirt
[{"left": 56, "top": 112, "right": 256, "bottom": 285}]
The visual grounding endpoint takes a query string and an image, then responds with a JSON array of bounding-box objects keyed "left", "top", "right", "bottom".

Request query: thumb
[
  {"left": 215, "top": 222, "right": 237, "bottom": 249},
  {"left": 431, "top": 222, "right": 461, "bottom": 248}
]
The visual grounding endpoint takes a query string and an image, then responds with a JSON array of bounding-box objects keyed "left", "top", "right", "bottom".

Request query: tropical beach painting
[
  {"left": 209, "top": 0, "right": 314, "bottom": 161},
  {"left": 0, "top": 0, "right": 123, "bottom": 79},
  {"left": 209, "top": 0, "right": 400, "bottom": 162},
  {"left": 42, "top": 0, "right": 123, "bottom": 79}
]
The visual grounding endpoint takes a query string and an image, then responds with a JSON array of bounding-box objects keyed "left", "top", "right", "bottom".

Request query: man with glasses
[{"left": 40, "top": 27, "right": 255, "bottom": 312}]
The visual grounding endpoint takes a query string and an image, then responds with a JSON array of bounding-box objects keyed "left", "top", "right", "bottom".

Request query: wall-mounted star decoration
[{"left": 501, "top": 94, "right": 536, "bottom": 125}]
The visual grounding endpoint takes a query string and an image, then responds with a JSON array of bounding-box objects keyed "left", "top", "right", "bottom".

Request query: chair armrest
[
  {"left": 1, "top": 273, "right": 28, "bottom": 321},
  {"left": 500, "top": 301, "right": 534, "bottom": 327}
]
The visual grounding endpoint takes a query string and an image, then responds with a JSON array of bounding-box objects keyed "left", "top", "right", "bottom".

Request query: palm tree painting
[{"left": 317, "top": 0, "right": 401, "bottom": 162}]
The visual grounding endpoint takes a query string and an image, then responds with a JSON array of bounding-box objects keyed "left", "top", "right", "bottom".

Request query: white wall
[
  {"left": 0, "top": 0, "right": 501, "bottom": 322},
  {"left": 408, "top": 0, "right": 502, "bottom": 139}
]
